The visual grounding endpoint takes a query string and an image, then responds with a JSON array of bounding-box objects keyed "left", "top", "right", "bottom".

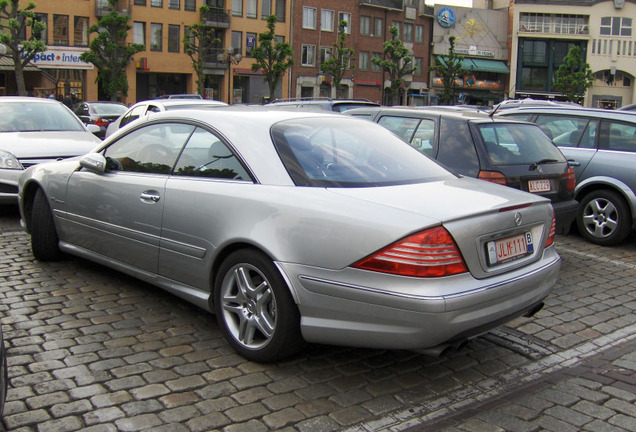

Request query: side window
[
  {"left": 436, "top": 118, "right": 479, "bottom": 177},
  {"left": 601, "top": 121, "right": 636, "bottom": 152},
  {"left": 103, "top": 123, "right": 195, "bottom": 174},
  {"left": 535, "top": 115, "right": 590, "bottom": 147},
  {"left": 410, "top": 119, "right": 436, "bottom": 156},
  {"left": 377, "top": 115, "right": 420, "bottom": 143},
  {"left": 173, "top": 127, "right": 252, "bottom": 180},
  {"left": 119, "top": 105, "right": 148, "bottom": 128}
]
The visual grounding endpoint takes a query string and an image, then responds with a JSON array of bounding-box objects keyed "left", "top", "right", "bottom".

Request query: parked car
[
  {"left": 618, "top": 103, "right": 636, "bottom": 111},
  {"left": 72, "top": 101, "right": 128, "bottom": 139},
  {"left": 498, "top": 106, "right": 636, "bottom": 245},
  {"left": 104, "top": 98, "right": 227, "bottom": 138},
  {"left": 490, "top": 98, "right": 581, "bottom": 114},
  {"left": 267, "top": 97, "right": 380, "bottom": 112},
  {"left": 0, "top": 96, "right": 102, "bottom": 204},
  {"left": 345, "top": 106, "right": 577, "bottom": 234},
  {"left": 18, "top": 108, "right": 560, "bottom": 361}
]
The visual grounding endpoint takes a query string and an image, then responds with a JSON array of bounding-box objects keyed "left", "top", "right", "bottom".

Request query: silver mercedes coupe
[{"left": 18, "top": 108, "right": 561, "bottom": 362}]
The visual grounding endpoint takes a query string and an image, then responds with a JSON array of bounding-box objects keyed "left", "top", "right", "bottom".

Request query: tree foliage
[
  {"left": 553, "top": 45, "right": 594, "bottom": 103},
  {"left": 251, "top": 15, "right": 293, "bottom": 101},
  {"left": 372, "top": 25, "right": 416, "bottom": 106},
  {"left": 183, "top": 5, "right": 220, "bottom": 96},
  {"left": 430, "top": 36, "right": 466, "bottom": 105},
  {"left": 0, "top": 0, "right": 47, "bottom": 96},
  {"left": 320, "top": 20, "right": 354, "bottom": 95},
  {"left": 79, "top": 0, "right": 144, "bottom": 101}
]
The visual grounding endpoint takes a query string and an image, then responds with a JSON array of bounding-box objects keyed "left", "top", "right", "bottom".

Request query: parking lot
[{"left": 1, "top": 205, "right": 635, "bottom": 432}]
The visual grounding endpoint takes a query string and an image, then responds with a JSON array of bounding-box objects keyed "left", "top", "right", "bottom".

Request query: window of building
[
  {"left": 600, "top": 16, "right": 632, "bottom": 36},
  {"left": 339, "top": 12, "right": 351, "bottom": 33},
  {"left": 133, "top": 22, "right": 146, "bottom": 46},
  {"left": 319, "top": 46, "right": 333, "bottom": 69},
  {"left": 303, "top": 7, "right": 317, "bottom": 29},
  {"left": 34, "top": 13, "right": 47, "bottom": 43},
  {"left": 232, "top": 31, "right": 242, "bottom": 55},
  {"left": 522, "top": 40, "right": 547, "bottom": 64},
  {"left": 403, "top": 23, "right": 413, "bottom": 42},
  {"left": 168, "top": 25, "right": 180, "bottom": 52},
  {"left": 275, "top": 0, "right": 285, "bottom": 22},
  {"left": 134, "top": 0, "right": 147, "bottom": 5},
  {"left": 261, "top": 0, "right": 271, "bottom": 18},
  {"left": 185, "top": 0, "right": 195, "bottom": 11},
  {"left": 359, "top": 51, "right": 369, "bottom": 70},
  {"left": 372, "top": 52, "right": 382, "bottom": 72},
  {"left": 232, "top": 0, "right": 242, "bottom": 16},
  {"left": 74, "top": 16, "right": 89, "bottom": 46},
  {"left": 247, "top": 0, "right": 257, "bottom": 18},
  {"left": 169, "top": 0, "right": 180, "bottom": 9},
  {"left": 360, "top": 16, "right": 371, "bottom": 36},
  {"left": 151, "top": 0, "right": 162, "bottom": 6},
  {"left": 392, "top": 21, "right": 401, "bottom": 37},
  {"left": 246, "top": 32, "right": 257, "bottom": 57},
  {"left": 275, "top": 35, "right": 285, "bottom": 44},
  {"left": 53, "top": 14, "right": 69, "bottom": 45},
  {"left": 151, "top": 23, "right": 162, "bottom": 51},
  {"left": 414, "top": 57, "right": 423, "bottom": 75},
  {"left": 415, "top": 25, "right": 424, "bottom": 43},
  {"left": 520, "top": 13, "right": 588, "bottom": 35},
  {"left": 322, "top": 9, "right": 334, "bottom": 32},
  {"left": 302, "top": 44, "right": 315, "bottom": 66},
  {"left": 374, "top": 18, "right": 383, "bottom": 37}
]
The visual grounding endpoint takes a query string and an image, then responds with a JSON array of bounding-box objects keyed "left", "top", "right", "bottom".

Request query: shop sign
[
  {"left": 24, "top": 46, "right": 93, "bottom": 69},
  {"left": 455, "top": 48, "right": 495, "bottom": 57},
  {"left": 437, "top": 7, "right": 455, "bottom": 28}
]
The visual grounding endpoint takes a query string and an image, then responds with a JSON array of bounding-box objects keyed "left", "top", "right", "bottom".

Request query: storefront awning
[
  {"left": 436, "top": 56, "right": 510, "bottom": 74},
  {"left": 0, "top": 56, "right": 40, "bottom": 71}
]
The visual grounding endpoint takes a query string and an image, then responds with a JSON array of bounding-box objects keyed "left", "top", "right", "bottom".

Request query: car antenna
[{"left": 489, "top": 102, "right": 500, "bottom": 118}]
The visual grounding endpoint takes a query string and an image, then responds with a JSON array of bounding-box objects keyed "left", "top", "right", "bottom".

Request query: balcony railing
[
  {"left": 202, "top": 48, "right": 230, "bottom": 69},
  {"left": 202, "top": 7, "right": 231, "bottom": 28}
]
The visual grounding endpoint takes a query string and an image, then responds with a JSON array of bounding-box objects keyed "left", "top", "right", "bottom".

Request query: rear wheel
[
  {"left": 214, "top": 249, "right": 304, "bottom": 362},
  {"left": 576, "top": 190, "right": 631, "bottom": 246},
  {"left": 31, "top": 188, "right": 63, "bottom": 261}
]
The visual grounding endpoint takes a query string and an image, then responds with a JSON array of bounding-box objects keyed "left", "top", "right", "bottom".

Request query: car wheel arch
[
  {"left": 574, "top": 176, "right": 636, "bottom": 226},
  {"left": 20, "top": 181, "right": 44, "bottom": 232}
]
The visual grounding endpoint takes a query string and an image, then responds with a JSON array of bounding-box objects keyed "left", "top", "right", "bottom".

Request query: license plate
[
  {"left": 487, "top": 232, "right": 534, "bottom": 265},
  {"left": 528, "top": 179, "right": 550, "bottom": 193}
]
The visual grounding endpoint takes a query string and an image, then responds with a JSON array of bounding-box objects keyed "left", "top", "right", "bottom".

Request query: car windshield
[
  {"left": 272, "top": 117, "right": 453, "bottom": 187},
  {"left": 479, "top": 123, "right": 566, "bottom": 166},
  {"left": 0, "top": 101, "right": 85, "bottom": 132},
  {"left": 92, "top": 103, "right": 127, "bottom": 115}
]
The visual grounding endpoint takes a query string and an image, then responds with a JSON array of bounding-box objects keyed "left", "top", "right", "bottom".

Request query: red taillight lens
[
  {"left": 545, "top": 211, "right": 556, "bottom": 247},
  {"left": 94, "top": 117, "right": 109, "bottom": 127},
  {"left": 478, "top": 171, "right": 507, "bottom": 186},
  {"left": 563, "top": 167, "right": 576, "bottom": 192},
  {"left": 353, "top": 226, "right": 468, "bottom": 278}
]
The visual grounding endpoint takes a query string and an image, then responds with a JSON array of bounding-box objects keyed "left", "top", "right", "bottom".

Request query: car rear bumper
[{"left": 553, "top": 199, "right": 578, "bottom": 234}]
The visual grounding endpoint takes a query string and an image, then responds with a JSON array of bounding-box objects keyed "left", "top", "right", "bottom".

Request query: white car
[
  {"left": 0, "top": 97, "right": 102, "bottom": 204},
  {"left": 104, "top": 98, "right": 227, "bottom": 138}
]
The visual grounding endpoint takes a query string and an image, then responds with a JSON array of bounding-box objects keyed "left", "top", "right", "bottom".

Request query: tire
[
  {"left": 576, "top": 190, "right": 632, "bottom": 246},
  {"left": 214, "top": 249, "right": 305, "bottom": 362},
  {"left": 31, "top": 188, "right": 64, "bottom": 261}
]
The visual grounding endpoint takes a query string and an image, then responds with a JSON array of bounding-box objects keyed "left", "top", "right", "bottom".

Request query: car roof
[
  {"left": 0, "top": 96, "right": 63, "bottom": 105},
  {"left": 131, "top": 99, "right": 227, "bottom": 108},
  {"left": 497, "top": 106, "right": 636, "bottom": 122},
  {"left": 345, "top": 105, "right": 532, "bottom": 124}
]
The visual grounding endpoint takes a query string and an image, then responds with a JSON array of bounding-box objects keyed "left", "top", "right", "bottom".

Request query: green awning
[{"left": 435, "top": 56, "right": 510, "bottom": 74}]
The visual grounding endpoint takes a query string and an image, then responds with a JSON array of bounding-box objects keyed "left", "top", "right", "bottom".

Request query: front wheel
[
  {"left": 31, "top": 188, "right": 64, "bottom": 261},
  {"left": 214, "top": 249, "right": 305, "bottom": 362},
  {"left": 576, "top": 190, "right": 632, "bottom": 246}
]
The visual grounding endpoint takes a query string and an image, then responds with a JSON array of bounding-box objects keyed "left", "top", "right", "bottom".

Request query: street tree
[
  {"left": 79, "top": 0, "right": 144, "bottom": 101},
  {"left": 184, "top": 5, "right": 220, "bottom": 96},
  {"left": 430, "top": 35, "right": 466, "bottom": 105},
  {"left": 251, "top": 14, "right": 293, "bottom": 102},
  {"left": 372, "top": 25, "right": 416, "bottom": 106},
  {"left": 553, "top": 45, "right": 594, "bottom": 103},
  {"left": 320, "top": 20, "right": 354, "bottom": 98},
  {"left": 0, "top": 0, "right": 47, "bottom": 96}
]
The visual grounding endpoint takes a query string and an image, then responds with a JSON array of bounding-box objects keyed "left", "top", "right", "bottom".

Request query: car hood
[
  {"left": 1, "top": 131, "right": 101, "bottom": 158},
  {"left": 328, "top": 176, "right": 548, "bottom": 223}
]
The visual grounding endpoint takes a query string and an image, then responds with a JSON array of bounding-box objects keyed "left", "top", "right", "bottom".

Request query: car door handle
[
  {"left": 567, "top": 159, "right": 580, "bottom": 167},
  {"left": 140, "top": 191, "right": 161, "bottom": 202}
]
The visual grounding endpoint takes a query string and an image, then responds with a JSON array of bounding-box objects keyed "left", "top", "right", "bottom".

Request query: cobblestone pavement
[{"left": 0, "top": 220, "right": 635, "bottom": 432}]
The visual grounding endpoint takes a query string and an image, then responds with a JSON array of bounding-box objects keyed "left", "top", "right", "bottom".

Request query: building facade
[
  {"left": 509, "top": 0, "right": 636, "bottom": 108},
  {"left": 289, "top": 0, "right": 433, "bottom": 105}
]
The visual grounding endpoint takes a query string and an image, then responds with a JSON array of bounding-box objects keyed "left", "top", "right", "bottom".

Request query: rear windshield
[
  {"left": 271, "top": 117, "right": 453, "bottom": 187},
  {"left": 479, "top": 123, "right": 566, "bottom": 165}
]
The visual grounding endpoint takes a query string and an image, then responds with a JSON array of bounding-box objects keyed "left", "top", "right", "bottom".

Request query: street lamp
[
  {"left": 217, "top": 46, "right": 242, "bottom": 104},
  {"left": 0, "top": 43, "right": 7, "bottom": 56}
]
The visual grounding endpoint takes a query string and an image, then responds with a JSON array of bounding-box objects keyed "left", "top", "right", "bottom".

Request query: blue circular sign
[{"left": 437, "top": 7, "right": 456, "bottom": 28}]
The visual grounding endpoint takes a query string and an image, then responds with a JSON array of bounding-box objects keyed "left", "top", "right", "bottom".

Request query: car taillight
[
  {"left": 545, "top": 211, "right": 556, "bottom": 247},
  {"left": 352, "top": 226, "right": 468, "bottom": 278},
  {"left": 478, "top": 171, "right": 507, "bottom": 186},
  {"left": 563, "top": 167, "right": 576, "bottom": 192},
  {"left": 94, "top": 117, "right": 109, "bottom": 127}
]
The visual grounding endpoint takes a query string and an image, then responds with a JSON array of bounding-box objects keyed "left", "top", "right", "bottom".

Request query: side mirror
[
  {"left": 79, "top": 153, "right": 106, "bottom": 174},
  {"left": 86, "top": 124, "right": 101, "bottom": 135}
]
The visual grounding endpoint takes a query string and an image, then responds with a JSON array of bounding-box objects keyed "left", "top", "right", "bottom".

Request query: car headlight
[{"left": 0, "top": 149, "right": 24, "bottom": 169}]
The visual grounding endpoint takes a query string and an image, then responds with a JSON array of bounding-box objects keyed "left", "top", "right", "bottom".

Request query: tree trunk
[{"left": 14, "top": 55, "right": 27, "bottom": 96}]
